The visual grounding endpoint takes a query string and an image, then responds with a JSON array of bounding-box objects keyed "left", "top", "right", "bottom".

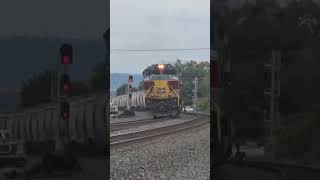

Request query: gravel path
[{"left": 111, "top": 122, "right": 210, "bottom": 180}]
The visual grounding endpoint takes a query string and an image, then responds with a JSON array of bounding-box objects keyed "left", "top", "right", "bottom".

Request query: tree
[
  {"left": 20, "top": 70, "right": 53, "bottom": 107},
  {"left": 174, "top": 60, "right": 210, "bottom": 106}
]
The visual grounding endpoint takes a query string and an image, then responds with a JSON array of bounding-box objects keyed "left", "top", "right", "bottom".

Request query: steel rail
[{"left": 111, "top": 115, "right": 209, "bottom": 147}]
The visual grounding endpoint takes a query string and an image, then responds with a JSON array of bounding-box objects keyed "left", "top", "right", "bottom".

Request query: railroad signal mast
[
  {"left": 59, "top": 44, "right": 73, "bottom": 121},
  {"left": 127, "top": 75, "right": 133, "bottom": 110},
  {"left": 54, "top": 43, "right": 73, "bottom": 153}
]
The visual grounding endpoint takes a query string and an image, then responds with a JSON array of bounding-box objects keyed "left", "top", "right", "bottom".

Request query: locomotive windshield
[{"left": 142, "top": 64, "right": 178, "bottom": 78}]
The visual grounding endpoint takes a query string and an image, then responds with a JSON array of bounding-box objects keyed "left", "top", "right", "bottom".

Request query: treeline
[
  {"left": 174, "top": 60, "right": 210, "bottom": 112},
  {"left": 223, "top": 0, "right": 320, "bottom": 157},
  {"left": 20, "top": 61, "right": 107, "bottom": 107}
]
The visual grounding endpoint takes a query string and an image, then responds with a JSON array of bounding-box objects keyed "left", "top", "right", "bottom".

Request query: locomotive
[{"left": 142, "top": 64, "right": 183, "bottom": 118}]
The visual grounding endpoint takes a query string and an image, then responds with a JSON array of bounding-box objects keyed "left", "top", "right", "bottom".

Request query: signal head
[
  {"left": 60, "top": 74, "right": 71, "bottom": 96},
  {"left": 60, "top": 101, "right": 70, "bottom": 120},
  {"left": 128, "top": 75, "right": 133, "bottom": 82},
  {"left": 60, "top": 43, "right": 73, "bottom": 64}
]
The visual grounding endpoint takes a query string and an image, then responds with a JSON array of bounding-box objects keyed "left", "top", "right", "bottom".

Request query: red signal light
[
  {"left": 128, "top": 75, "right": 133, "bottom": 83},
  {"left": 60, "top": 44, "right": 73, "bottom": 64},
  {"left": 60, "top": 102, "right": 70, "bottom": 120},
  {"left": 128, "top": 85, "right": 133, "bottom": 92},
  {"left": 60, "top": 74, "right": 71, "bottom": 96},
  {"left": 63, "top": 112, "right": 70, "bottom": 119},
  {"left": 63, "top": 84, "right": 70, "bottom": 92},
  {"left": 62, "top": 55, "right": 71, "bottom": 64}
]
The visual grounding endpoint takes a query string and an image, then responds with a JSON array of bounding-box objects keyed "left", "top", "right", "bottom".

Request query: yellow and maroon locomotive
[{"left": 142, "top": 64, "right": 183, "bottom": 118}]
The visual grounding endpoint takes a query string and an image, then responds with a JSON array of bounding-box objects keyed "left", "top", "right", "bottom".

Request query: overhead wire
[{"left": 110, "top": 48, "right": 210, "bottom": 52}]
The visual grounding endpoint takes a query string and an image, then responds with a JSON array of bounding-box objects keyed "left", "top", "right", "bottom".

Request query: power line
[{"left": 111, "top": 48, "right": 210, "bottom": 52}]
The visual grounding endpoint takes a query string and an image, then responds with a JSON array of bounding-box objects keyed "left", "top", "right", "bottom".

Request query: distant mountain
[{"left": 110, "top": 73, "right": 143, "bottom": 96}]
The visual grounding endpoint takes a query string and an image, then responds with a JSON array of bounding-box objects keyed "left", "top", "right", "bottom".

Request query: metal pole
[
  {"left": 270, "top": 49, "right": 278, "bottom": 160},
  {"left": 55, "top": 58, "right": 64, "bottom": 153},
  {"left": 193, "top": 77, "right": 198, "bottom": 112},
  {"left": 277, "top": 51, "right": 281, "bottom": 129},
  {"left": 195, "top": 77, "right": 198, "bottom": 112}
]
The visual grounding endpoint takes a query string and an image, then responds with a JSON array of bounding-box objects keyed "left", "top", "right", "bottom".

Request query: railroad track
[
  {"left": 227, "top": 159, "right": 320, "bottom": 180},
  {"left": 110, "top": 116, "right": 172, "bottom": 131},
  {"left": 110, "top": 114, "right": 209, "bottom": 147},
  {"left": 110, "top": 112, "right": 201, "bottom": 131}
]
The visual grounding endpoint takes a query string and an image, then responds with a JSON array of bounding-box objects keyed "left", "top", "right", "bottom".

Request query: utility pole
[
  {"left": 192, "top": 77, "right": 199, "bottom": 112},
  {"left": 263, "top": 49, "right": 281, "bottom": 159}
]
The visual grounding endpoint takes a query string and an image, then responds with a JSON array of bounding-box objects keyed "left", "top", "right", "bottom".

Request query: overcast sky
[
  {"left": 0, "top": 0, "right": 108, "bottom": 39},
  {"left": 110, "top": 0, "right": 210, "bottom": 74}
]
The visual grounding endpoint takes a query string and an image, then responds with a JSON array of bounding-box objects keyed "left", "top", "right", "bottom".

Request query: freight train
[
  {"left": 110, "top": 64, "right": 183, "bottom": 118},
  {"left": 142, "top": 64, "right": 183, "bottom": 118}
]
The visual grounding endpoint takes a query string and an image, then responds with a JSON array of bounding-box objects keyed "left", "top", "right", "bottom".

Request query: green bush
[{"left": 196, "top": 98, "right": 209, "bottom": 112}]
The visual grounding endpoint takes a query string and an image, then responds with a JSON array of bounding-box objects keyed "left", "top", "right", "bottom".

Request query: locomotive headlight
[{"left": 158, "top": 64, "right": 165, "bottom": 70}]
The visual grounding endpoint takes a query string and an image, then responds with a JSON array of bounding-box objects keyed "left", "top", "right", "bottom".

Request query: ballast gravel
[{"left": 110, "top": 123, "right": 210, "bottom": 180}]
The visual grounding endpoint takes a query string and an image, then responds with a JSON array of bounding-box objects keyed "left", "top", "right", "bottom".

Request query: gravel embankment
[{"left": 111, "top": 123, "right": 210, "bottom": 180}]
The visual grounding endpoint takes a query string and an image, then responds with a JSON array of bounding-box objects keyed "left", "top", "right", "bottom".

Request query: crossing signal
[
  {"left": 60, "top": 101, "right": 70, "bottom": 120},
  {"left": 60, "top": 44, "right": 73, "bottom": 64},
  {"left": 60, "top": 74, "right": 71, "bottom": 96}
]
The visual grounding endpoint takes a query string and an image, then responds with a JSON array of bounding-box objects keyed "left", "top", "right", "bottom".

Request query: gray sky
[
  {"left": 110, "top": 0, "right": 210, "bottom": 74},
  {"left": 0, "top": 0, "right": 108, "bottom": 39}
]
